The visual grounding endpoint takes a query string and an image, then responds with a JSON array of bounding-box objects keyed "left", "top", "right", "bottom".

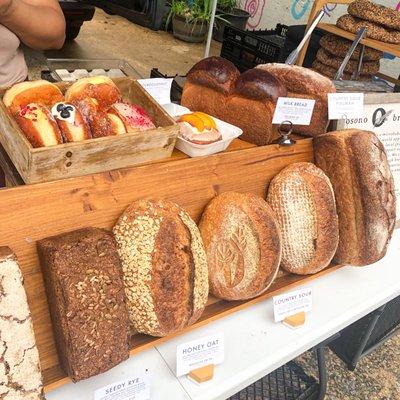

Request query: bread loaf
[
  {"left": 266, "top": 162, "right": 339, "bottom": 275},
  {"left": 113, "top": 199, "right": 209, "bottom": 337},
  {"left": 314, "top": 129, "right": 396, "bottom": 266},
  {"left": 257, "top": 64, "right": 336, "bottom": 138},
  {"left": 0, "top": 247, "right": 44, "bottom": 399},
  {"left": 181, "top": 56, "right": 287, "bottom": 145},
  {"left": 37, "top": 228, "right": 130, "bottom": 382},
  {"left": 199, "top": 192, "right": 281, "bottom": 300}
]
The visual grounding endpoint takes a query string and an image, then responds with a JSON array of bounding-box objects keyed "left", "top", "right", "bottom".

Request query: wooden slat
[{"left": 0, "top": 139, "right": 317, "bottom": 390}]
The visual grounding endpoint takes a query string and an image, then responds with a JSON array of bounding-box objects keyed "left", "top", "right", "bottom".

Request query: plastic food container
[{"left": 162, "top": 104, "right": 243, "bottom": 158}]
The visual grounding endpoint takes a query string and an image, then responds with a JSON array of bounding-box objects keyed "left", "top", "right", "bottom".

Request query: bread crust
[
  {"left": 113, "top": 199, "right": 209, "bottom": 337},
  {"left": 337, "top": 14, "right": 400, "bottom": 44},
  {"left": 314, "top": 129, "right": 396, "bottom": 266},
  {"left": 257, "top": 64, "right": 336, "bottom": 137},
  {"left": 199, "top": 192, "right": 281, "bottom": 300},
  {"left": 348, "top": 0, "right": 400, "bottom": 31},
  {"left": 312, "top": 60, "right": 372, "bottom": 81},
  {"left": 267, "top": 162, "right": 339, "bottom": 275},
  {"left": 37, "top": 228, "right": 130, "bottom": 382}
]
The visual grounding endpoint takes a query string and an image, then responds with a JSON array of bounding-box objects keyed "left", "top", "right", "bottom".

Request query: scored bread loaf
[
  {"left": 257, "top": 64, "right": 336, "bottom": 137},
  {"left": 37, "top": 228, "right": 130, "bottom": 382},
  {"left": 0, "top": 247, "right": 44, "bottom": 400},
  {"left": 314, "top": 129, "right": 396, "bottom": 266},
  {"left": 266, "top": 162, "right": 339, "bottom": 275},
  {"left": 181, "top": 56, "right": 287, "bottom": 145},
  {"left": 113, "top": 199, "right": 209, "bottom": 337},
  {"left": 199, "top": 192, "right": 281, "bottom": 300}
]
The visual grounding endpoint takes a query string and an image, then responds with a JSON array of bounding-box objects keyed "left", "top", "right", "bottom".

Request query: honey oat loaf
[
  {"left": 0, "top": 247, "right": 44, "bottom": 400},
  {"left": 199, "top": 192, "right": 281, "bottom": 300},
  {"left": 266, "top": 162, "right": 339, "bottom": 275},
  {"left": 113, "top": 199, "right": 209, "bottom": 337},
  {"left": 337, "top": 14, "right": 400, "bottom": 44},
  {"left": 319, "top": 34, "right": 383, "bottom": 61},
  {"left": 314, "top": 130, "right": 396, "bottom": 266},
  {"left": 37, "top": 228, "right": 129, "bottom": 382},
  {"left": 257, "top": 63, "right": 336, "bottom": 137},
  {"left": 348, "top": 0, "right": 400, "bottom": 31}
]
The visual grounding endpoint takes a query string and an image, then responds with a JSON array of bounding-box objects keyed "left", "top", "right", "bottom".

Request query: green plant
[
  {"left": 166, "top": 0, "right": 213, "bottom": 26},
  {"left": 217, "top": 0, "right": 237, "bottom": 12}
]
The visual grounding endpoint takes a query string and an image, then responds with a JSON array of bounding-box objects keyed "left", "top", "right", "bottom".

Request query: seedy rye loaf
[
  {"left": 113, "top": 199, "right": 209, "bottom": 337},
  {"left": 37, "top": 228, "right": 130, "bottom": 382}
]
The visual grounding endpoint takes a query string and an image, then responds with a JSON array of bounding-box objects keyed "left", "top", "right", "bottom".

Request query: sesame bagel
[
  {"left": 113, "top": 199, "right": 209, "bottom": 337},
  {"left": 199, "top": 192, "right": 281, "bottom": 301},
  {"left": 348, "top": 0, "right": 400, "bottom": 31}
]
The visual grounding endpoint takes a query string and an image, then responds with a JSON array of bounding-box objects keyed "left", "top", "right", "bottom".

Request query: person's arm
[{"left": 0, "top": 0, "right": 65, "bottom": 50}]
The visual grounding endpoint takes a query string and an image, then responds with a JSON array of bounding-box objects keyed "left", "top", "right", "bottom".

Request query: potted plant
[
  {"left": 166, "top": 0, "right": 212, "bottom": 43},
  {"left": 213, "top": 0, "right": 250, "bottom": 42}
]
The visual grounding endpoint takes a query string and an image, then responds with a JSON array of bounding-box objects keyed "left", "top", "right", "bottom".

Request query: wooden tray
[
  {"left": 0, "top": 138, "right": 341, "bottom": 391},
  {"left": 0, "top": 78, "right": 178, "bottom": 184}
]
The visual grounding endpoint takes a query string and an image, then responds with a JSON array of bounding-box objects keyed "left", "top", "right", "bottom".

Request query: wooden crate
[
  {"left": 0, "top": 138, "right": 341, "bottom": 392},
  {"left": 0, "top": 78, "right": 178, "bottom": 184}
]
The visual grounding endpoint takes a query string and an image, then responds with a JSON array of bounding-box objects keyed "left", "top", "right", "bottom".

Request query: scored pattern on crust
[
  {"left": 268, "top": 173, "right": 317, "bottom": 273},
  {"left": 0, "top": 252, "right": 44, "bottom": 399}
]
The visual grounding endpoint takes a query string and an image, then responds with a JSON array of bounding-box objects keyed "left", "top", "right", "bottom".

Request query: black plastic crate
[
  {"left": 329, "top": 295, "right": 400, "bottom": 371},
  {"left": 228, "top": 360, "right": 320, "bottom": 400},
  {"left": 221, "top": 24, "right": 288, "bottom": 72}
]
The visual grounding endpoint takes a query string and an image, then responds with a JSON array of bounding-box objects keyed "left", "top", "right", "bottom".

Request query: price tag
[
  {"left": 273, "top": 288, "right": 312, "bottom": 323},
  {"left": 328, "top": 92, "right": 364, "bottom": 120},
  {"left": 94, "top": 373, "right": 150, "bottom": 400},
  {"left": 272, "top": 97, "right": 315, "bottom": 125},
  {"left": 137, "top": 78, "right": 173, "bottom": 105},
  {"left": 176, "top": 332, "right": 224, "bottom": 377}
]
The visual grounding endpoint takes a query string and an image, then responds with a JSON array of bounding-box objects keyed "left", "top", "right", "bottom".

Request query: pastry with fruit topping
[
  {"left": 51, "top": 102, "right": 92, "bottom": 142},
  {"left": 108, "top": 103, "right": 156, "bottom": 132},
  {"left": 177, "top": 112, "right": 222, "bottom": 145},
  {"left": 13, "top": 103, "right": 63, "bottom": 148}
]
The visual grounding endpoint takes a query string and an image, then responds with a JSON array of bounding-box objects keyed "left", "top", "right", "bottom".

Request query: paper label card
[
  {"left": 273, "top": 288, "right": 312, "bottom": 323},
  {"left": 137, "top": 78, "right": 173, "bottom": 105},
  {"left": 94, "top": 373, "right": 150, "bottom": 400},
  {"left": 176, "top": 332, "right": 224, "bottom": 377},
  {"left": 328, "top": 92, "right": 364, "bottom": 120},
  {"left": 272, "top": 97, "right": 315, "bottom": 126}
]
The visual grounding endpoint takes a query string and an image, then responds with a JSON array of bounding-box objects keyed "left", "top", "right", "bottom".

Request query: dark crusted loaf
[
  {"left": 37, "top": 227, "right": 130, "bottom": 382},
  {"left": 314, "top": 130, "right": 396, "bottom": 266}
]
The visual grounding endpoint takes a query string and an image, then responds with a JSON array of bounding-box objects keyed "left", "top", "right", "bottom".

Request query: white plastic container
[{"left": 162, "top": 104, "right": 243, "bottom": 158}]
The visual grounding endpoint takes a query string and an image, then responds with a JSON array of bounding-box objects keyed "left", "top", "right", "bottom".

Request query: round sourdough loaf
[
  {"left": 314, "top": 129, "right": 396, "bottom": 266},
  {"left": 199, "top": 192, "right": 281, "bottom": 301},
  {"left": 113, "top": 199, "right": 209, "bottom": 337},
  {"left": 267, "top": 162, "right": 339, "bottom": 275}
]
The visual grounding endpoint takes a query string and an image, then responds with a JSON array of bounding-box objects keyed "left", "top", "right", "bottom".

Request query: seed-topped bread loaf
[
  {"left": 113, "top": 199, "right": 209, "bottom": 337},
  {"left": 37, "top": 228, "right": 130, "bottom": 382},
  {"left": 314, "top": 129, "right": 396, "bottom": 266},
  {"left": 0, "top": 247, "right": 44, "bottom": 399},
  {"left": 266, "top": 162, "right": 339, "bottom": 275},
  {"left": 199, "top": 192, "right": 281, "bottom": 300}
]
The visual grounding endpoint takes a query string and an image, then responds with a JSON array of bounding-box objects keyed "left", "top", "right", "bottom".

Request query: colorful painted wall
[{"left": 238, "top": 0, "right": 400, "bottom": 77}]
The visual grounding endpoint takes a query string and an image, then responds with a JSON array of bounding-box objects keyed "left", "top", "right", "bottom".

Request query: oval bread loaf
[
  {"left": 113, "top": 199, "right": 209, "bottom": 337},
  {"left": 199, "top": 192, "right": 282, "bottom": 300},
  {"left": 267, "top": 162, "right": 339, "bottom": 275},
  {"left": 314, "top": 129, "right": 396, "bottom": 266}
]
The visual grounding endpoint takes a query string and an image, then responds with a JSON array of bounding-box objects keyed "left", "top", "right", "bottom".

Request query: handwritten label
[
  {"left": 328, "top": 92, "right": 364, "bottom": 120},
  {"left": 272, "top": 97, "right": 315, "bottom": 125},
  {"left": 137, "top": 78, "right": 173, "bottom": 105},
  {"left": 273, "top": 288, "right": 312, "bottom": 323},
  {"left": 176, "top": 333, "right": 224, "bottom": 377},
  {"left": 94, "top": 374, "right": 150, "bottom": 400}
]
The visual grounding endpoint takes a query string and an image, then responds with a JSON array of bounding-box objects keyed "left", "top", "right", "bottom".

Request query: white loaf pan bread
[{"left": 162, "top": 103, "right": 243, "bottom": 158}]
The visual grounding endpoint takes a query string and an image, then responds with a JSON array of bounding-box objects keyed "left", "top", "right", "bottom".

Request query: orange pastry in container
[
  {"left": 13, "top": 103, "right": 63, "bottom": 148},
  {"left": 51, "top": 102, "right": 92, "bottom": 142}
]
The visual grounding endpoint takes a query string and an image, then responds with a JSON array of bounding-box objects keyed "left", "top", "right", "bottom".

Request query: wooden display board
[{"left": 0, "top": 139, "right": 341, "bottom": 391}]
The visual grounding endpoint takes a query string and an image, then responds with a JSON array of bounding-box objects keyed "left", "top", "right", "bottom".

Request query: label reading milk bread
[{"left": 272, "top": 97, "right": 315, "bottom": 125}]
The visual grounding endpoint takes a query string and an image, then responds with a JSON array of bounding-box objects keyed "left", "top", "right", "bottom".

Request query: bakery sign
[{"left": 335, "top": 93, "right": 400, "bottom": 222}]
